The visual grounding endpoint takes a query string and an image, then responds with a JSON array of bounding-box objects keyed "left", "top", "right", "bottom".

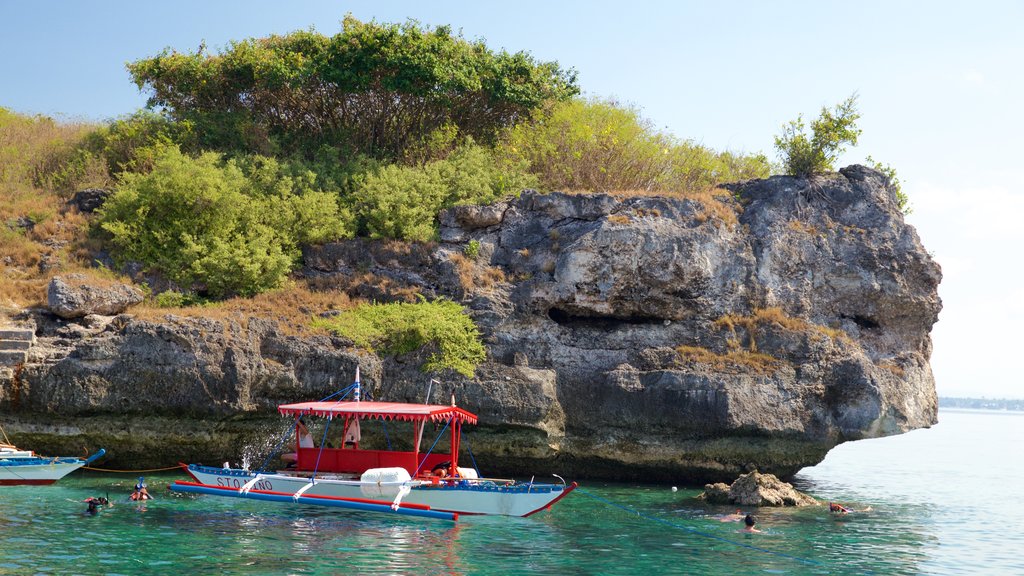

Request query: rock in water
[{"left": 700, "top": 470, "right": 817, "bottom": 507}]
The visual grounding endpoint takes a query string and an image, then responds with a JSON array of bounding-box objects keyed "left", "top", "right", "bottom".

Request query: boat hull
[
  {"left": 181, "top": 464, "right": 576, "bottom": 518},
  {"left": 0, "top": 449, "right": 105, "bottom": 486},
  {"left": 0, "top": 461, "right": 85, "bottom": 485}
]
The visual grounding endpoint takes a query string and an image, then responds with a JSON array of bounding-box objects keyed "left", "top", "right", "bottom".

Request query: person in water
[
  {"left": 84, "top": 496, "right": 110, "bottom": 515},
  {"left": 131, "top": 477, "right": 151, "bottom": 501},
  {"left": 829, "top": 502, "right": 871, "bottom": 514},
  {"left": 718, "top": 509, "right": 745, "bottom": 522},
  {"left": 742, "top": 514, "right": 762, "bottom": 533}
]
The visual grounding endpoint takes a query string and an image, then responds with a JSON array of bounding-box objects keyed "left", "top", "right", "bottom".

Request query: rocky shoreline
[{"left": 0, "top": 166, "right": 941, "bottom": 483}]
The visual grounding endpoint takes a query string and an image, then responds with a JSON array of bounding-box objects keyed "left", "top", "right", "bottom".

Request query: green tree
[
  {"left": 774, "top": 94, "right": 862, "bottom": 177},
  {"left": 97, "top": 146, "right": 351, "bottom": 297},
  {"left": 127, "top": 16, "right": 579, "bottom": 159}
]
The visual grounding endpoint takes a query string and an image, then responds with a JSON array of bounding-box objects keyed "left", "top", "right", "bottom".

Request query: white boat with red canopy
[{"left": 172, "top": 378, "right": 576, "bottom": 521}]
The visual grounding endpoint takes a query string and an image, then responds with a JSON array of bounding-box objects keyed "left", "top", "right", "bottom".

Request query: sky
[{"left": 3, "top": 1, "right": 1022, "bottom": 398}]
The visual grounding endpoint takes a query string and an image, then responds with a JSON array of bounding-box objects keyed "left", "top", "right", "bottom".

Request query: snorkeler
[
  {"left": 131, "top": 477, "right": 152, "bottom": 501},
  {"left": 83, "top": 496, "right": 110, "bottom": 515}
]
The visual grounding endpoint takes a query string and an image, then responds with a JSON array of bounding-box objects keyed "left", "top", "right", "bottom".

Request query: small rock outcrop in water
[
  {"left": 1, "top": 166, "right": 941, "bottom": 481},
  {"left": 700, "top": 470, "right": 818, "bottom": 506},
  {"left": 47, "top": 274, "right": 144, "bottom": 319}
]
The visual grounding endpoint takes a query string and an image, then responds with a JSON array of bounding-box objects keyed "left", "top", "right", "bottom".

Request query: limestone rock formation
[
  {"left": 1, "top": 166, "right": 941, "bottom": 481},
  {"left": 700, "top": 470, "right": 818, "bottom": 506},
  {"left": 47, "top": 275, "right": 144, "bottom": 319}
]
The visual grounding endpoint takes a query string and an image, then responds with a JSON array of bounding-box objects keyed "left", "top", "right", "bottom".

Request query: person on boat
[
  {"left": 430, "top": 461, "right": 453, "bottom": 477},
  {"left": 131, "top": 477, "right": 151, "bottom": 501},
  {"left": 741, "top": 514, "right": 762, "bottom": 533},
  {"left": 282, "top": 418, "right": 314, "bottom": 467}
]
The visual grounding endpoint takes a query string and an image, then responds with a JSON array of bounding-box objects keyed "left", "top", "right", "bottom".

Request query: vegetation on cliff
[
  {"left": 0, "top": 16, "right": 907, "bottom": 378},
  {"left": 312, "top": 299, "right": 486, "bottom": 377},
  {"left": 127, "top": 16, "right": 580, "bottom": 160}
]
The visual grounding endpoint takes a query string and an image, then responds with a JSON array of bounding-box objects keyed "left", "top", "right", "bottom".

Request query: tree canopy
[{"left": 128, "top": 16, "right": 579, "bottom": 160}]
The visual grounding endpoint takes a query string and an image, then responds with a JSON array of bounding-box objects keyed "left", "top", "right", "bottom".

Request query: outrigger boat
[
  {"left": 171, "top": 373, "right": 576, "bottom": 521},
  {"left": 0, "top": 444, "right": 106, "bottom": 486}
]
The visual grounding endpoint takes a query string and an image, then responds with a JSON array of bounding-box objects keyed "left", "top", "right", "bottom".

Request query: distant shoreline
[{"left": 939, "top": 397, "right": 1024, "bottom": 411}]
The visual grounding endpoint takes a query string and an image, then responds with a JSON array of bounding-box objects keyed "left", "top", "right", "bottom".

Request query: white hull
[
  {"left": 0, "top": 461, "right": 84, "bottom": 485},
  {"left": 184, "top": 465, "right": 575, "bottom": 517},
  {"left": 0, "top": 448, "right": 104, "bottom": 486}
]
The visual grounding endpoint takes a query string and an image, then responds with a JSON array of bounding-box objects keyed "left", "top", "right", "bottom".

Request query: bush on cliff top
[
  {"left": 312, "top": 299, "right": 486, "bottom": 377},
  {"left": 774, "top": 94, "right": 862, "bottom": 177},
  {"left": 499, "top": 98, "right": 770, "bottom": 193},
  {"left": 97, "top": 146, "right": 351, "bottom": 297},
  {"left": 0, "top": 107, "right": 111, "bottom": 305},
  {"left": 349, "top": 142, "right": 535, "bottom": 241},
  {"left": 126, "top": 16, "right": 579, "bottom": 160}
]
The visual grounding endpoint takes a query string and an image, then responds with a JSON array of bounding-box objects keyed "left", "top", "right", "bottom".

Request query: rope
[
  {"left": 256, "top": 380, "right": 360, "bottom": 473},
  {"left": 310, "top": 417, "right": 332, "bottom": 480},
  {"left": 574, "top": 487, "right": 824, "bottom": 568},
  {"left": 460, "top": 429, "right": 481, "bottom": 478},
  {"left": 83, "top": 465, "right": 182, "bottom": 473}
]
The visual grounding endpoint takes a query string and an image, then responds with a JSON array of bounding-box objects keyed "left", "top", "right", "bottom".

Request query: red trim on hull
[
  {"left": 523, "top": 481, "right": 578, "bottom": 517},
  {"left": 180, "top": 462, "right": 201, "bottom": 483},
  {"left": 0, "top": 479, "right": 57, "bottom": 486}
]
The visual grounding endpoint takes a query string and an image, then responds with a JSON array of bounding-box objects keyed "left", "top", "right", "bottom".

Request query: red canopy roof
[{"left": 278, "top": 401, "right": 478, "bottom": 425}]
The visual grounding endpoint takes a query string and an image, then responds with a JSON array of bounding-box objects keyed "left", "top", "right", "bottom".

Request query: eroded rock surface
[
  {"left": 47, "top": 275, "right": 144, "bottom": 319},
  {"left": 1, "top": 166, "right": 941, "bottom": 481},
  {"left": 700, "top": 470, "right": 818, "bottom": 506}
]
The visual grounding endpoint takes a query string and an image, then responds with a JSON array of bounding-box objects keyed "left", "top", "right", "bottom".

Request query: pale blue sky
[{"left": 3, "top": 1, "right": 1022, "bottom": 398}]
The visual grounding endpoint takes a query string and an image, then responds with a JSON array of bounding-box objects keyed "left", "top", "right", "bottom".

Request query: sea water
[{"left": 0, "top": 408, "right": 1021, "bottom": 575}]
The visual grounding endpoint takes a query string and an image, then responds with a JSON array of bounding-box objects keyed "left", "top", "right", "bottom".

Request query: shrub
[
  {"left": 463, "top": 239, "right": 481, "bottom": 260},
  {"left": 97, "top": 146, "right": 351, "bottom": 298},
  {"left": 774, "top": 94, "right": 862, "bottom": 177},
  {"left": 499, "top": 98, "right": 770, "bottom": 193},
  {"left": 85, "top": 109, "right": 196, "bottom": 175},
  {"left": 0, "top": 107, "right": 109, "bottom": 196},
  {"left": 349, "top": 142, "right": 534, "bottom": 241},
  {"left": 866, "top": 155, "right": 910, "bottom": 215},
  {"left": 349, "top": 162, "right": 447, "bottom": 242},
  {"left": 126, "top": 16, "right": 578, "bottom": 159},
  {"left": 313, "top": 298, "right": 486, "bottom": 377}
]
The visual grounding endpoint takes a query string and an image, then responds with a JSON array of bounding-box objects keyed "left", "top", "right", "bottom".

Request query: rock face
[
  {"left": 47, "top": 275, "right": 144, "bottom": 318},
  {"left": 0, "top": 166, "right": 941, "bottom": 482},
  {"left": 700, "top": 470, "right": 818, "bottom": 506}
]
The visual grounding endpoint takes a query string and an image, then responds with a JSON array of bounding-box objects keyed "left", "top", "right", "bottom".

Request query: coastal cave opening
[
  {"left": 844, "top": 314, "right": 881, "bottom": 330},
  {"left": 546, "top": 307, "right": 667, "bottom": 329}
]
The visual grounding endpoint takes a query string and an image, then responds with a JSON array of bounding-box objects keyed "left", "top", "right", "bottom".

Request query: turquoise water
[{"left": 1, "top": 408, "right": 1020, "bottom": 575}]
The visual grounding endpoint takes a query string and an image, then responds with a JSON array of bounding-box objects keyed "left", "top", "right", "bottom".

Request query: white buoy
[{"left": 671, "top": 486, "right": 678, "bottom": 492}]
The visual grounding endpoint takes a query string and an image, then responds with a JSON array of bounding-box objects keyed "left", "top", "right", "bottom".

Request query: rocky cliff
[{"left": 0, "top": 165, "right": 941, "bottom": 483}]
